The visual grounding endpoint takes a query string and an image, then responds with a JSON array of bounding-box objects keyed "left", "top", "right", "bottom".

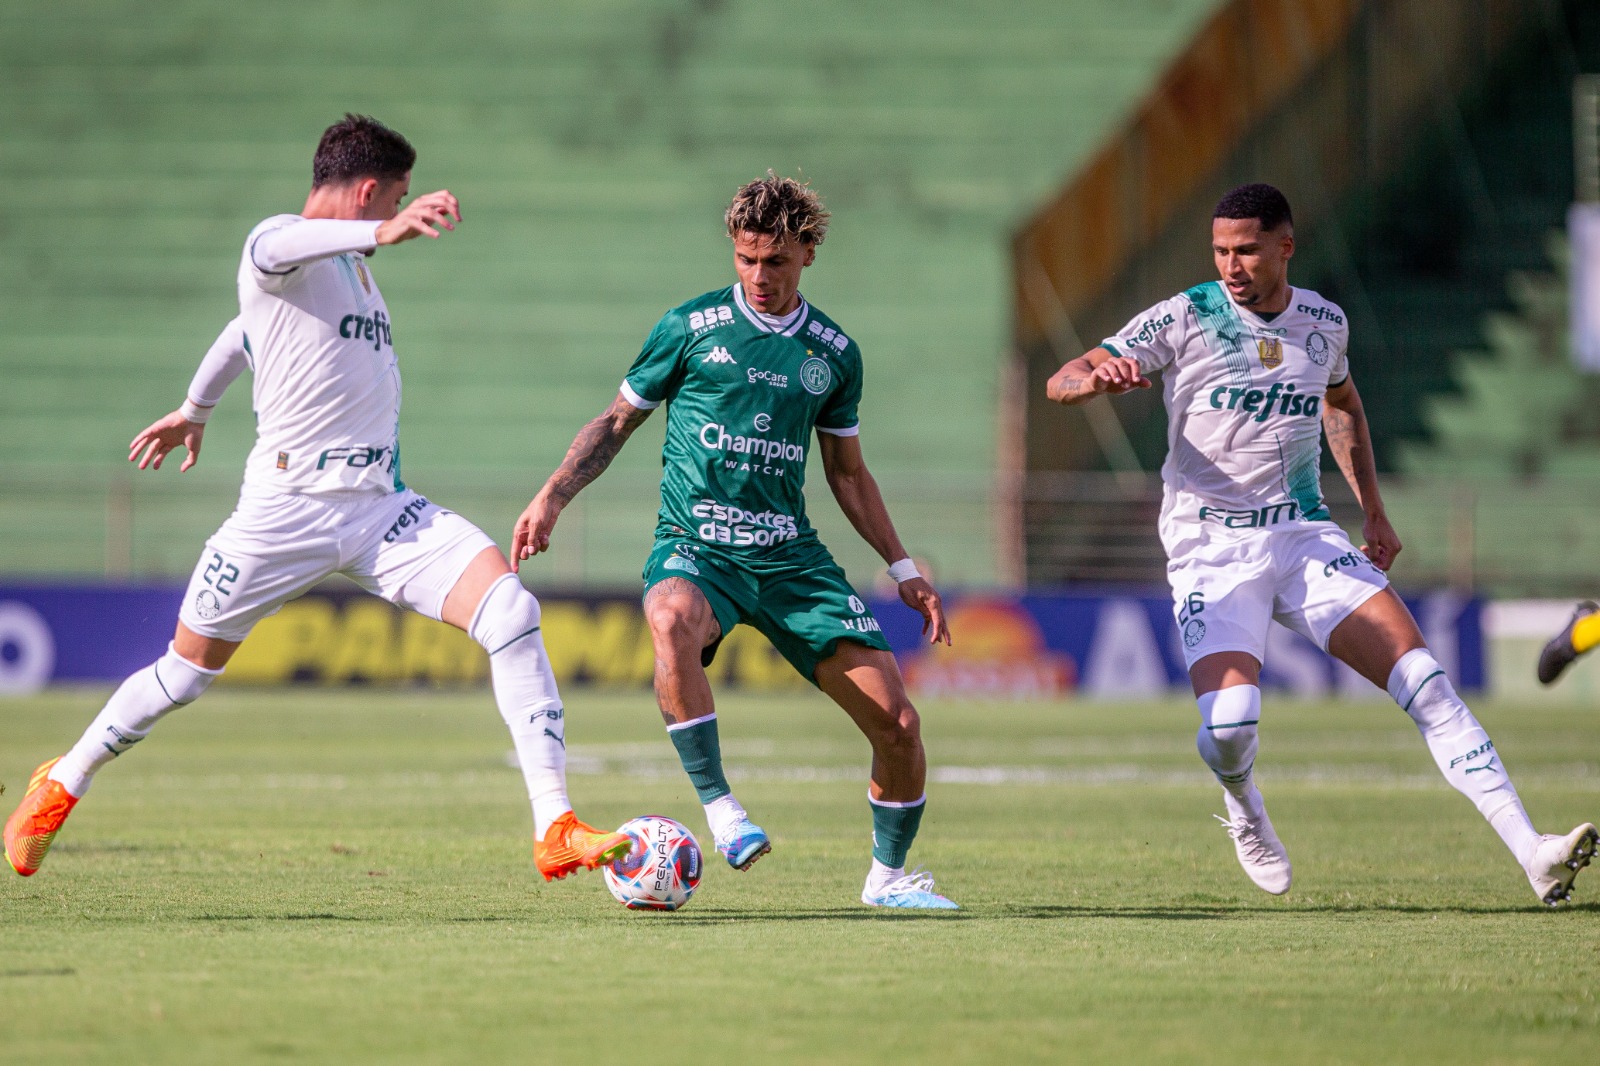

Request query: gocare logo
[
  {"left": 748, "top": 368, "right": 789, "bottom": 390},
  {"left": 1297, "top": 304, "right": 1343, "bottom": 325},
  {"left": 690, "top": 499, "right": 800, "bottom": 547},
  {"left": 1207, "top": 382, "right": 1321, "bottom": 422},
  {"left": 339, "top": 310, "right": 392, "bottom": 351},
  {"left": 1130, "top": 313, "right": 1175, "bottom": 346}
]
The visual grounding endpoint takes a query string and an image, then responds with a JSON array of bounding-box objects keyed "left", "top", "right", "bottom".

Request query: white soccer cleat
[
  {"left": 1525, "top": 823, "right": 1598, "bottom": 907},
  {"left": 1215, "top": 811, "right": 1292, "bottom": 895},
  {"left": 861, "top": 866, "right": 959, "bottom": 910}
]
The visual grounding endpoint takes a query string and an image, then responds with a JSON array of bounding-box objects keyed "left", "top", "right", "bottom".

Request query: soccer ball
[{"left": 602, "top": 815, "right": 703, "bottom": 911}]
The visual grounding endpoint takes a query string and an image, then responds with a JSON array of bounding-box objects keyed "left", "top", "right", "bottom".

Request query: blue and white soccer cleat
[
  {"left": 861, "top": 866, "right": 960, "bottom": 910},
  {"left": 714, "top": 817, "right": 771, "bottom": 871}
]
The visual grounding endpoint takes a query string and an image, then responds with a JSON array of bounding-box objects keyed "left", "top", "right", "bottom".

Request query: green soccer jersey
[{"left": 622, "top": 283, "right": 863, "bottom": 554}]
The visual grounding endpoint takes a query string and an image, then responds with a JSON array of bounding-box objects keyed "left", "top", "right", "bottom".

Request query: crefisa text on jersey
[{"left": 338, "top": 309, "right": 392, "bottom": 351}]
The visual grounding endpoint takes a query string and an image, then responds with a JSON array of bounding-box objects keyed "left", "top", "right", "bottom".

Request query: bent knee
[{"left": 645, "top": 593, "right": 717, "bottom": 650}]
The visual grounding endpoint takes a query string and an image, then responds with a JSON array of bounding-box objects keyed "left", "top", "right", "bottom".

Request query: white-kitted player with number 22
[{"left": 5, "top": 114, "right": 630, "bottom": 884}]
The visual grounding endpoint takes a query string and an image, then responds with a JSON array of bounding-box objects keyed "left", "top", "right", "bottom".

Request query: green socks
[
  {"left": 869, "top": 795, "right": 926, "bottom": 868},
  {"left": 666, "top": 713, "right": 732, "bottom": 804}
]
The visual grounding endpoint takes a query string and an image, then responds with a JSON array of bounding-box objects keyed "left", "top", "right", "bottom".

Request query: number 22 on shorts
[{"left": 203, "top": 552, "right": 240, "bottom": 598}]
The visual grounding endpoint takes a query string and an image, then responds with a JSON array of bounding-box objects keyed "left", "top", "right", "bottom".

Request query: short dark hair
[
  {"left": 1214, "top": 183, "right": 1293, "bottom": 231},
  {"left": 725, "top": 172, "right": 830, "bottom": 246},
  {"left": 311, "top": 114, "right": 416, "bottom": 188}
]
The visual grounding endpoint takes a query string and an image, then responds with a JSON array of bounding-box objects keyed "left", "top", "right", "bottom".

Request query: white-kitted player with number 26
[{"left": 1047, "top": 182, "right": 1595, "bottom": 905}]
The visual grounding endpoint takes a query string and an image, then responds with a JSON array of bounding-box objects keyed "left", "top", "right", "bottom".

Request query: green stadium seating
[{"left": 0, "top": 0, "right": 1225, "bottom": 584}]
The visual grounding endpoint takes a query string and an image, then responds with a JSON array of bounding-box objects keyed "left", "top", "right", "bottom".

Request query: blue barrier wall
[{"left": 0, "top": 584, "right": 1483, "bottom": 697}]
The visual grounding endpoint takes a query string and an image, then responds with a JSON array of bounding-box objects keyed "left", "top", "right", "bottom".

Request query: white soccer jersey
[
  {"left": 235, "top": 214, "right": 403, "bottom": 496},
  {"left": 1100, "top": 282, "right": 1351, "bottom": 552}
]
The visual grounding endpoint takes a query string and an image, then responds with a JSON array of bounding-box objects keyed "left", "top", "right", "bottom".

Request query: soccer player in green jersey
[{"left": 512, "top": 174, "right": 958, "bottom": 909}]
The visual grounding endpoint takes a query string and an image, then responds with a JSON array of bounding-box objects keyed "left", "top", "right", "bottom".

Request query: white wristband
[
  {"left": 886, "top": 558, "right": 921, "bottom": 584},
  {"left": 179, "top": 399, "right": 214, "bottom": 424}
]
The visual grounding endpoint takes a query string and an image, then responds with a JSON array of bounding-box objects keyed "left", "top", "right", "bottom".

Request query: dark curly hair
[
  {"left": 1214, "top": 183, "right": 1293, "bottom": 231},
  {"left": 311, "top": 114, "right": 416, "bottom": 188}
]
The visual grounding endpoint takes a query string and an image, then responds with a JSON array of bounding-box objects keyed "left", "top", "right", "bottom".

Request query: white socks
[
  {"left": 1196, "top": 685, "right": 1265, "bottom": 820},
  {"left": 50, "top": 643, "right": 222, "bottom": 798},
  {"left": 704, "top": 794, "right": 749, "bottom": 842},
  {"left": 470, "top": 574, "right": 571, "bottom": 838},
  {"left": 864, "top": 857, "right": 903, "bottom": 894},
  {"left": 1387, "top": 648, "right": 1541, "bottom": 867}
]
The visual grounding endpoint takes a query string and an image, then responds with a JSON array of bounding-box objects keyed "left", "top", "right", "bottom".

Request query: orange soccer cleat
[
  {"left": 535, "top": 811, "right": 632, "bottom": 882},
  {"left": 4, "top": 758, "right": 79, "bottom": 877}
]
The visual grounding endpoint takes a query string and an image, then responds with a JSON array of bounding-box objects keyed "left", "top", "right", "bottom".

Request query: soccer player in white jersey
[
  {"left": 4, "top": 115, "right": 629, "bottom": 883},
  {"left": 1046, "top": 183, "right": 1597, "bottom": 905}
]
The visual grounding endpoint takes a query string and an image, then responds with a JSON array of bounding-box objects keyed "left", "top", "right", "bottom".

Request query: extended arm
[
  {"left": 250, "top": 191, "right": 462, "bottom": 277},
  {"left": 128, "top": 318, "right": 248, "bottom": 472},
  {"left": 1323, "top": 375, "right": 1401, "bottom": 570},
  {"left": 511, "top": 392, "right": 654, "bottom": 570},
  {"left": 1045, "top": 345, "right": 1152, "bottom": 404},
  {"left": 818, "top": 432, "right": 950, "bottom": 645}
]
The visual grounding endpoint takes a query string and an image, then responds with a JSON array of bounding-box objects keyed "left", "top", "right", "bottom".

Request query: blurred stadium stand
[
  {"left": 1013, "top": 0, "right": 1600, "bottom": 595},
  {"left": 0, "top": 0, "right": 1227, "bottom": 589}
]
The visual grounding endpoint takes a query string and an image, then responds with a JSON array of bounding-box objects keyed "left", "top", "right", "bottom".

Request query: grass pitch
[{"left": 3, "top": 685, "right": 1597, "bottom": 1064}]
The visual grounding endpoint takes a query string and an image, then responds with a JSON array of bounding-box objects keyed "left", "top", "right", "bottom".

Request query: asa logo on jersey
[
  {"left": 689, "top": 306, "right": 734, "bottom": 331},
  {"left": 339, "top": 310, "right": 392, "bottom": 351},
  {"left": 806, "top": 321, "right": 849, "bottom": 351},
  {"left": 1130, "top": 313, "right": 1175, "bottom": 346},
  {"left": 1297, "top": 304, "right": 1344, "bottom": 325},
  {"left": 1207, "top": 382, "right": 1321, "bottom": 422}
]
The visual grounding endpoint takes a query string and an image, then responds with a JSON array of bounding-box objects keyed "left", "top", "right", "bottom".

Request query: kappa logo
[
  {"left": 689, "top": 306, "right": 734, "bottom": 331},
  {"left": 703, "top": 346, "right": 736, "bottom": 365}
]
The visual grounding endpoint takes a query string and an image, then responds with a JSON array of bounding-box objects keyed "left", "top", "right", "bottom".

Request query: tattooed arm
[
  {"left": 512, "top": 393, "right": 654, "bottom": 570},
  {"left": 1323, "top": 375, "right": 1401, "bottom": 571},
  {"left": 1045, "top": 346, "right": 1152, "bottom": 405}
]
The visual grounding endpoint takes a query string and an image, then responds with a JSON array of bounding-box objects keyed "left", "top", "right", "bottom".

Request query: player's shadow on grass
[
  {"left": 1002, "top": 902, "right": 1600, "bottom": 919},
  {"left": 649, "top": 907, "right": 970, "bottom": 924}
]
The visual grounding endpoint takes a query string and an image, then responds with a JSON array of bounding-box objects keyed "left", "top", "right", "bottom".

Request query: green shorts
[{"left": 641, "top": 537, "right": 892, "bottom": 683}]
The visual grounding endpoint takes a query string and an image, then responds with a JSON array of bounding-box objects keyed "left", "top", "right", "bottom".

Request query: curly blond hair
[{"left": 724, "top": 171, "right": 830, "bottom": 246}]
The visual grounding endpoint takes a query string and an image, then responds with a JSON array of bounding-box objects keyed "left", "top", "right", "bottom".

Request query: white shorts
[
  {"left": 1166, "top": 522, "right": 1388, "bottom": 669},
  {"left": 178, "top": 487, "right": 498, "bottom": 642}
]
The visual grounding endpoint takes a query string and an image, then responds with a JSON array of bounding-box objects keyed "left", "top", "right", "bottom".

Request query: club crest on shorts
[
  {"left": 1183, "top": 618, "right": 1207, "bottom": 648},
  {"left": 663, "top": 547, "right": 700, "bottom": 576},
  {"left": 1256, "top": 338, "right": 1283, "bottom": 370},
  {"left": 194, "top": 589, "right": 222, "bottom": 621}
]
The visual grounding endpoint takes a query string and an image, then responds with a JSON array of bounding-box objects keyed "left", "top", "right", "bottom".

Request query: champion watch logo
[{"left": 703, "top": 346, "right": 736, "bottom": 365}]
